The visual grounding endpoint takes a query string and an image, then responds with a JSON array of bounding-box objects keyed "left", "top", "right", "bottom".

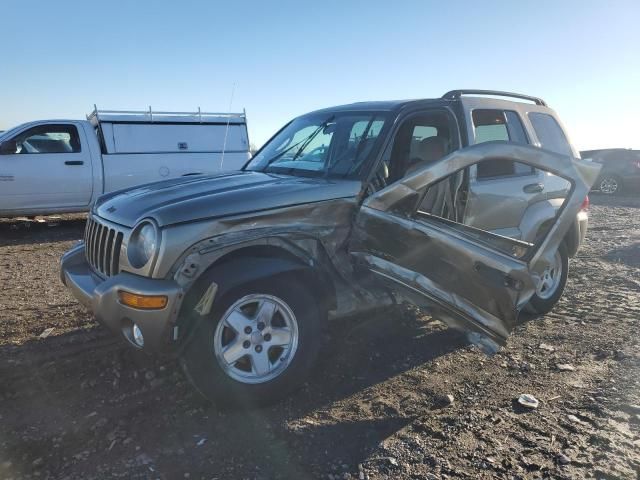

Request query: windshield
[{"left": 245, "top": 112, "right": 388, "bottom": 178}]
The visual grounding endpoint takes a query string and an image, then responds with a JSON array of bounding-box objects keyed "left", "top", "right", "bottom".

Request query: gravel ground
[{"left": 0, "top": 195, "right": 638, "bottom": 479}]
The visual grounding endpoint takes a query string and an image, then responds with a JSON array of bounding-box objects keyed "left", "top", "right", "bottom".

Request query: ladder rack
[{"left": 87, "top": 105, "right": 247, "bottom": 124}]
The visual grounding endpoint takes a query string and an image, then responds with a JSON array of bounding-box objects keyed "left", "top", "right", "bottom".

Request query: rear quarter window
[{"left": 528, "top": 112, "right": 573, "bottom": 157}]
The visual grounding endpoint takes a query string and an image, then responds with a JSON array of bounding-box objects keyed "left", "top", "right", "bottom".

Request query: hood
[{"left": 95, "top": 171, "right": 362, "bottom": 227}]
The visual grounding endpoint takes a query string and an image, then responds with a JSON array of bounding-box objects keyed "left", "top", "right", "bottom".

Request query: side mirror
[
  {"left": 382, "top": 162, "right": 389, "bottom": 180},
  {"left": 0, "top": 140, "right": 17, "bottom": 155}
]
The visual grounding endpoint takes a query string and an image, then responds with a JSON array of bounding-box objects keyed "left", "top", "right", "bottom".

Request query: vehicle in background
[
  {"left": 0, "top": 107, "right": 250, "bottom": 217},
  {"left": 61, "top": 90, "right": 599, "bottom": 406},
  {"left": 580, "top": 148, "right": 640, "bottom": 195}
]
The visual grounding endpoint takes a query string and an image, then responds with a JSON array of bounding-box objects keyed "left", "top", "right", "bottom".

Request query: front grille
[{"left": 84, "top": 216, "right": 125, "bottom": 277}]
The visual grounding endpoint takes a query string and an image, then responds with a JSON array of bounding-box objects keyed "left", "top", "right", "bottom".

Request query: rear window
[
  {"left": 472, "top": 109, "right": 533, "bottom": 179},
  {"left": 528, "top": 112, "right": 573, "bottom": 157}
]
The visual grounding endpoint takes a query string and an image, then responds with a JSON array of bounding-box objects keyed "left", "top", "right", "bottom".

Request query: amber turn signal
[{"left": 117, "top": 290, "right": 168, "bottom": 310}]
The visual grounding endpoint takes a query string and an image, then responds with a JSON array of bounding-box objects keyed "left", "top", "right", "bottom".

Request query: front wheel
[
  {"left": 527, "top": 243, "right": 569, "bottom": 315},
  {"left": 180, "top": 276, "right": 323, "bottom": 407}
]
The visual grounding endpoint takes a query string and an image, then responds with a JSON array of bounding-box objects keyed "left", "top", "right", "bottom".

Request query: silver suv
[{"left": 61, "top": 90, "right": 598, "bottom": 405}]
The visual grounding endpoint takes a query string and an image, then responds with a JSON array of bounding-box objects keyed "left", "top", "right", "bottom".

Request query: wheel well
[
  {"left": 535, "top": 219, "right": 578, "bottom": 257},
  {"left": 177, "top": 245, "right": 336, "bottom": 344},
  {"left": 212, "top": 245, "right": 337, "bottom": 311}
]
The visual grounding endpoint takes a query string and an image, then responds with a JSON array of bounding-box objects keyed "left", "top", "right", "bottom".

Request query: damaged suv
[{"left": 61, "top": 90, "right": 599, "bottom": 405}]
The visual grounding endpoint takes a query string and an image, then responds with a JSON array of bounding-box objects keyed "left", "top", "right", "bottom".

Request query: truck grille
[{"left": 84, "top": 216, "right": 125, "bottom": 277}]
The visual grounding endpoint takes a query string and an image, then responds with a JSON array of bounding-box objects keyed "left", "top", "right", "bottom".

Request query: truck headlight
[{"left": 128, "top": 220, "right": 159, "bottom": 268}]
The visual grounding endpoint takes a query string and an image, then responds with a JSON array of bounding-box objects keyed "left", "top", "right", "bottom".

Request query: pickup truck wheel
[
  {"left": 180, "top": 277, "right": 322, "bottom": 407},
  {"left": 527, "top": 243, "right": 569, "bottom": 315}
]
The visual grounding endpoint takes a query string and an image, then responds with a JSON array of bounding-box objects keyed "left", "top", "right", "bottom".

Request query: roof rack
[
  {"left": 87, "top": 105, "right": 247, "bottom": 124},
  {"left": 442, "top": 90, "right": 547, "bottom": 106}
]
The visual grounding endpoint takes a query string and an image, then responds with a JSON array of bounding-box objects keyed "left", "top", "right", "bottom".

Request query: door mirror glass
[{"left": 416, "top": 158, "right": 571, "bottom": 257}]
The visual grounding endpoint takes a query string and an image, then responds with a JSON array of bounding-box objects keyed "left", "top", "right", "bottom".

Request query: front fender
[{"left": 174, "top": 254, "right": 330, "bottom": 345}]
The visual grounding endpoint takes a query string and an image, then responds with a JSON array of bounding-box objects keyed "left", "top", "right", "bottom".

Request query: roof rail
[
  {"left": 442, "top": 90, "right": 547, "bottom": 106},
  {"left": 87, "top": 105, "right": 246, "bottom": 124}
]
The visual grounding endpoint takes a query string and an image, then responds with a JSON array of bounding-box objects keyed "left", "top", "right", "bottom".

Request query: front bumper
[{"left": 60, "top": 243, "right": 183, "bottom": 352}]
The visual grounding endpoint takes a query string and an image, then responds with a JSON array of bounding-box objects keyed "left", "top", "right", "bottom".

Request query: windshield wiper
[
  {"left": 262, "top": 116, "right": 335, "bottom": 170},
  {"left": 289, "top": 116, "right": 334, "bottom": 163}
]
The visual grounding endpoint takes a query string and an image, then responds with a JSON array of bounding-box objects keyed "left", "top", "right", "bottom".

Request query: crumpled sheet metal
[
  {"left": 171, "top": 198, "right": 386, "bottom": 317},
  {"left": 365, "top": 141, "right": 600, "bottom": 276}
]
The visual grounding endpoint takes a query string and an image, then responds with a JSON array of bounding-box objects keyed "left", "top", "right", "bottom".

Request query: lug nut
[
  {"left": 243, "top": 340, "right": 251, "bottom": 349},
  {"left": 257, "top": 322, "right": 265, "bottom": 331},
  {"left": 244, "top": 326, "right": 252, "bottom": 334},
  {"left": 263, "top": 333, "right": 272, "bottom": 341},
  {"left": 255, "top": 345, "right": 263, "bottom": 353}
]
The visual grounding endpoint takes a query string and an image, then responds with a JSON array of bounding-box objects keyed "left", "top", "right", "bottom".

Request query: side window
[
  {"left": 409, "top": 125, "right": 438, "bottom": 160},
  {"left": 472, "top": 110, "right": 533, "bottom": 179},
  {"left": 8, "top": 124, "right": 81, "bottom": 154},
  {"left": 416, "top": 158, "right": 571, "bottom": 256},
  {"left": 385, "top": 110, "right": 456, "bottom": 184},
  {"left": 528, "top": 112, "right": 573, "bottom": 157}
]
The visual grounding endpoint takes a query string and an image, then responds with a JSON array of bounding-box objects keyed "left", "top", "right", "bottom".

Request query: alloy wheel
[
  {"left": 600, "top": 176, "right": 619, "bottom": 194},
  {"left": 213, "top": 294, "right": 299, "bottom": 384},
  {"left": 535, "top": 250, "right": 563, "bottom": 300}
]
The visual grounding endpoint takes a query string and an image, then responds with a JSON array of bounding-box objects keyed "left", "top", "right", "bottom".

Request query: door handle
[
  {"left": 65, "top": 160, "right": 84, "bottom": 166},
  {"left": 523, "top": 182, "right": 544, "bottom": 194}
]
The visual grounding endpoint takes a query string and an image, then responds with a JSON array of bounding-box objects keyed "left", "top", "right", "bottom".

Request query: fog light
[
  {"left": 132, "top": 323, "right": 144, "bottom": 347},
  {"left": 118, "top": 290, "right": 168, "bottom": 310}
]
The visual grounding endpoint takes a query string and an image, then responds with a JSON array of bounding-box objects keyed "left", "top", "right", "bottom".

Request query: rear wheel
[
  {"left": 599, "top": 175, "right": 622, "bottom": 195},
  {"left": 527, "top": 243, "right": 569, "bottom": 315},
  {"left": 180, "top": 276, "right": 323, "bottom": 407}
]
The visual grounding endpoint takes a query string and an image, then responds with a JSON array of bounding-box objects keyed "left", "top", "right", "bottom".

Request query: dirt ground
[{"left": 0, "top": 195, "right": 639, "bottom": 480}]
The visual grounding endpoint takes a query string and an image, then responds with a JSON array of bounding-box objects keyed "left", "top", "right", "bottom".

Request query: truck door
[
  {"left": 0, "top": 123, "right": 93, "bottom": 213},
  {"left": 350, "top": 142, "right": 599, "bottom": 351}
]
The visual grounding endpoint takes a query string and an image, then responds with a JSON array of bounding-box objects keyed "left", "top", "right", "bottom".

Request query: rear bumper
[
  {"left": 565, "top": 210, "right": 588, "bottom": 257},
  {"left": 60, "top": 243, "right": 183, "bottom": 352}
]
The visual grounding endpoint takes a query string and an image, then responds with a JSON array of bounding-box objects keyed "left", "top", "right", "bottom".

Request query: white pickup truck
[{"left": 0, "top": 108, "right": 250, "bottom": 217}]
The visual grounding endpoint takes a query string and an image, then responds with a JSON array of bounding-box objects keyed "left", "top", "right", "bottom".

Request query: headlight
[{"left": 128, "top": 220, "right": 159, "bottom": 268}]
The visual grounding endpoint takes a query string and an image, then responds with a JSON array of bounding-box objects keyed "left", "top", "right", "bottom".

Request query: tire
[
  {"left": 180, "top": 274, "right": 323, "bottom": 407},
  {"left": 598, "top": 174, "right": 622, "bottom": 195},
  {"left": 527, "top": 243, "right": 569, "bottom": 315}
]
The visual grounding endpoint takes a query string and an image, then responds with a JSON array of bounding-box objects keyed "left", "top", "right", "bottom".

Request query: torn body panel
[
  {"left": 165, "top": 197, "right": 395, "bottom": 336},
  {"left": 352, "top": 142, "right": 600, "bottom": 344}
]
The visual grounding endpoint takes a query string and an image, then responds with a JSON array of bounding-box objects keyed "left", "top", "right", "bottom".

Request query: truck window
[
  {"left": 9, "top": 124, "right": 81, "bottom": 154},
  {"left": 528, "top": 112, "right": 573, "bottom": 157},
  {"left": 472, "top": 110, "right": 532, "bottom": 179}
]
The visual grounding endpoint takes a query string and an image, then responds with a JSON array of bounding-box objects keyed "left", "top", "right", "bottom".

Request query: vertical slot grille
[{"left": 84, "top": 216, "right": 125, "bottom": 277}]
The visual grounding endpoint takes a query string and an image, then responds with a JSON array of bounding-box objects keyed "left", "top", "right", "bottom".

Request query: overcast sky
[{"left": 1, "top": 0, "right": 638, "bottom": 151}]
